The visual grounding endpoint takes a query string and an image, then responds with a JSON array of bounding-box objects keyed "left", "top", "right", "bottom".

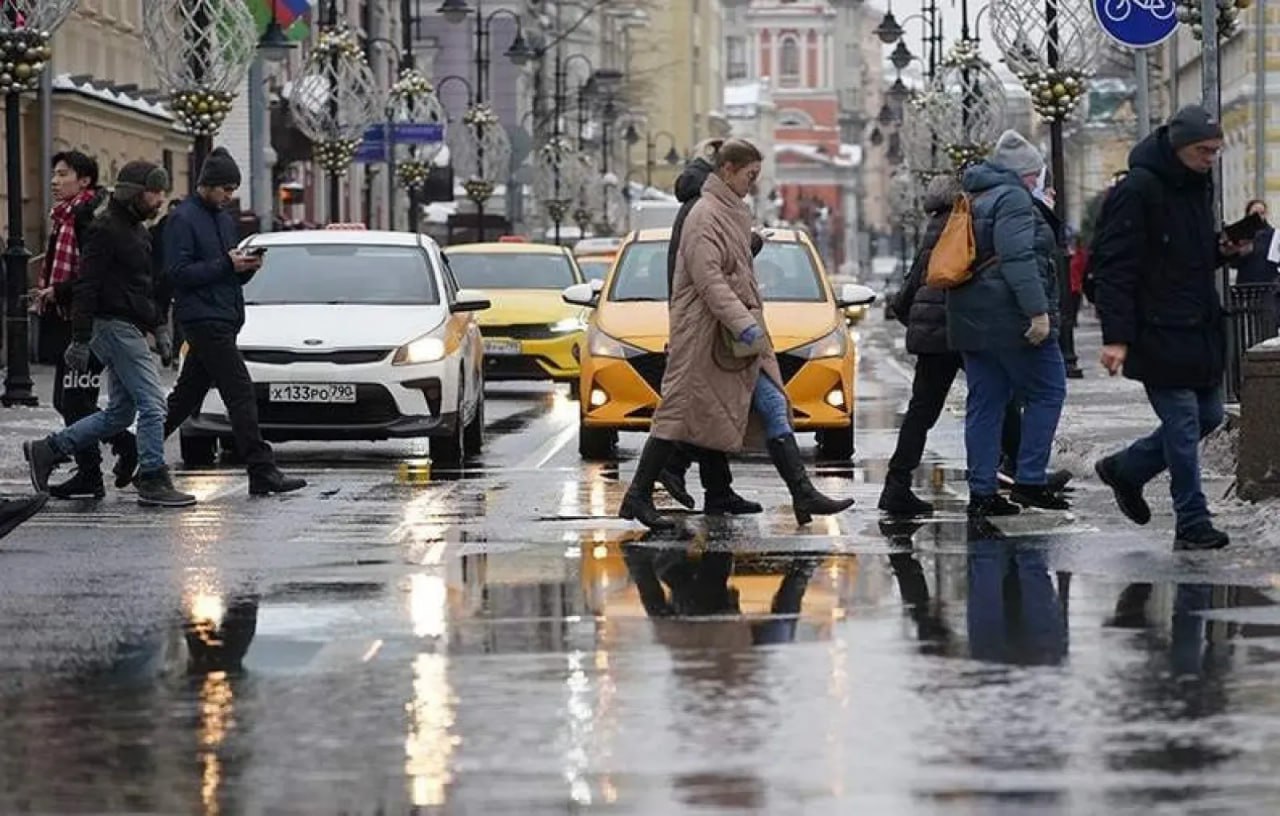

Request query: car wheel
[
  {"left": 817, "top": 423, "right": 855, "bottom": 461},
  {"left": 464, "top": 390, "right": 485, "bottom": 454},
  {"left": 179, "top": 432, "right": 218, "bottom": 468},
  {"left": 431, "top": 416, "right": 466, "bottom": 466},
  {"left": 578, "top": 423, "right": 617, "bottom": 460}
]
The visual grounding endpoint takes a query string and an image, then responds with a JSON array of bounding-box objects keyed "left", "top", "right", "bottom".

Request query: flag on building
[{"left": 248, "top": 0, "right": 313, "bottom": 41}]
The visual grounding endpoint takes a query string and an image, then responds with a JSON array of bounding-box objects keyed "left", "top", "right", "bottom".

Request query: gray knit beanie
[
  {"left": 988, "top": 130, "right": 1046, "bottom": 177},
  {"left": 1167, "top": 104, "right": 1223, "bottom": 150},
  {"left": 113, "top": 160, "right": 170, "bottom": 203}
]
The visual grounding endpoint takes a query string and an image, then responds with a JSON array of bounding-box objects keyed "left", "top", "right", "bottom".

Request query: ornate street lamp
[
  {"left": 388, "top": 69, "right": 447, "bottom": 232},
  {"left": 876, "top": 9, "right": 906, "bottom": 44},
  {"left": 990, "top": 0, "right": 1101, "bottom": 218},
  {"left": 535, "top": 136, "right": 585, "bottom": 244},
  {"left": 925, "top": 40, "right": 1008, "bottom": 169},
  {"left": 1, "top": 0, "right": 77, "bottom": 406},
  {"left": 450, "top": 103, "right": 512, "bottom": 242},
  {"left": 144, "top": 0, "right": 259, "bottom": 182},
  {"left": 289, "top": 24, "right": 381, "bottom": 222}
]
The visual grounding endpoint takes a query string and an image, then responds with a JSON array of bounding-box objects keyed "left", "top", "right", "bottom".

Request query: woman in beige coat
[{"left": 619, "top": 139, "right": 854, "bottom": 530}]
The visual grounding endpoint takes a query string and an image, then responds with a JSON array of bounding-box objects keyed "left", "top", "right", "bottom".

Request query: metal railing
[{"left": 1225, "top": 282, "right": 1279, "bottom": 402}]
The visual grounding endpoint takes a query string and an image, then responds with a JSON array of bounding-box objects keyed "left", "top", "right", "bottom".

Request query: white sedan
[{"left": 176, "top": 229, "right": 489, "bottom": 466}]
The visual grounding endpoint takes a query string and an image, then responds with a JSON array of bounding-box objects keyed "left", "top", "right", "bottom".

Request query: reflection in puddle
[{"left": 405, "top": 652, "right": 455, "bottom": 808}]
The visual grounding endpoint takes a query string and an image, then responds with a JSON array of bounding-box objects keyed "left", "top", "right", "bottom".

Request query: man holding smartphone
[{"left": 162, "top": 148, "right": 305, "bottom": 496}]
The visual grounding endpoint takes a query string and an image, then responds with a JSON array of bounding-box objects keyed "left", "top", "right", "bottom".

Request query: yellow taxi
[
  {"left": 563, "top": 228, "right": 876, "bottom": 461},
  {"left": 445, "top": 239, "right": 588, "bottom": 391},
  {"left": 573, "top": 237, "right": 623, "bottom": 283}
]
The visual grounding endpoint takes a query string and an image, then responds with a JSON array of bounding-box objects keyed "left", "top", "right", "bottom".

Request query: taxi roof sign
[
  {"left": 498, "top": 235, "right": 528, "bottom": 243},
  {"left": 325, "top": 223, "right": 368, "bottom": 230}
]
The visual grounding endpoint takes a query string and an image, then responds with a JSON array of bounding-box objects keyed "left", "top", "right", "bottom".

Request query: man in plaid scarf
[{"left": 31, "top": 151, "right": 137, "bottom": 499}]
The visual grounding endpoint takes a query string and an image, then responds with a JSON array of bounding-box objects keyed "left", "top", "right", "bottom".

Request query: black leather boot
[
  {"left": 619, "top": 437, "right": 677, "bottom": 531},
  {"left": 877, "top": 469, "right": 933, "bottom": 517},
  {"left": 766, "top": 434, "right": 854, "bottom": 525},
  {"left": 700, "top": 452, "right": 762, "bottom": 515},
  {"left": 249, "top": 465, "right": 308, "bottom": 496}
]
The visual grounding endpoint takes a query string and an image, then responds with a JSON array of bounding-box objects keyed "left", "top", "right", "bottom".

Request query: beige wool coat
[{"left": 649, "top": 173, "right": 786, "bottom": 452}]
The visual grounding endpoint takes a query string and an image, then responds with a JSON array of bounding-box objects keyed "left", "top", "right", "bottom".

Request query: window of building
[
  {"left": 780, "top": 36, "right": 801, "bottom": 87},
  {"left": 726, "top": 36, "right": 747, "bottom": 80},
  {"left": 778, "top": 109, "right": 815, "bottom": 129}
]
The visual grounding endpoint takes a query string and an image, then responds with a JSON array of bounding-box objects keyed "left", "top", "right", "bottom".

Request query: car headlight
[
  {"left": 551, "top": 316, "right": 587, "bottom": 334},
  {"left": 587, "top": 325, "right": 645, "bottom": 359},
  {"left": 392, "top": 334, "right": 447, "bottom": 366},
  {"left": 792, "top": 327, "right": 849, "bottom": 360}
]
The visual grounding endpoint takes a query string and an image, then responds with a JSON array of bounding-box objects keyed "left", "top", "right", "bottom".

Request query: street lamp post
[
  {"left": 1, "top": 0, "right": 77, "bottom": 407},
  {"left": 624, "top": 124, "right": 680, "bottom": 190}
]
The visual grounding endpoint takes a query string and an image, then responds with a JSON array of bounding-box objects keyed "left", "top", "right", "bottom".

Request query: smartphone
[
  {"left": 242, "top": 246, "right": 267, "bottom": 258},
  {"left": 1224, "top": 212, "right": 1267, "bottom": 243}
]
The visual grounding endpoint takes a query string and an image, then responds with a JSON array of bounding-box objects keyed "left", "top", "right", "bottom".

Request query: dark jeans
[
  {"left": 887, "top": 352, "right": 963, "bottom": 480},
  {"left": 1112, "top": 386, "right": 1224, "bottom": 532},
  {"left": 962, "top": 344, "right": 1067, "bottom": 495},
  {"left": 165, "top": 320, "right": 274, "bottom": 471}
]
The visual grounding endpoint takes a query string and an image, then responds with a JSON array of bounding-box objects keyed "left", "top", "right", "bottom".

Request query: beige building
[
  {"left": 623, "top": 0, "right": 728, "bottom": 193},
  {"left": 0, "top": 4, "right": 190, "bottom": 254}
]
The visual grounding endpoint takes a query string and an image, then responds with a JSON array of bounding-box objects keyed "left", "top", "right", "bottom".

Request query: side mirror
[
  {"left": 452, "top": 288, "right": 491, "bottom": 313},
  {"left": 836, "top": 283, "right": 877, "bottom": 309},
  {"left": 563, "top": 281, "right": 601, "bottom": 308}
]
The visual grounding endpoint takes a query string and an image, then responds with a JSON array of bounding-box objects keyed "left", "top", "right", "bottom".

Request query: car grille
[
  {"left": 484, "top": 356, "right": 549, "bottom": 378},
  {"left": 627, "top": 351, "right": 808, "bottom": 395},
  {"left": 481, "top": 324, "right": 559, "bottom": 341},
  {"left": 254, "top": 383, "right": 400, "bottom": 425},
  {"left": 242, "top": 348, "right": 392, "bottom": 365}
]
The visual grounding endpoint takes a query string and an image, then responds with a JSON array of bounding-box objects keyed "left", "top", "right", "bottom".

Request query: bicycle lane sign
[{"left": 1093, "top": 0, "right": 1179, "bottom": 48}]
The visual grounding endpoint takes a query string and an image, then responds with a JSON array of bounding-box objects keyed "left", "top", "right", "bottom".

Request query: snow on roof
[
  {"left": 725, "top": 82, "right": 763, "bottom": 107},
  {"left": 52, "top": 74, "right": 174, "bottom": 122},
  {"left": 774, "top": 142, "right": 860, "bottom": 168}
]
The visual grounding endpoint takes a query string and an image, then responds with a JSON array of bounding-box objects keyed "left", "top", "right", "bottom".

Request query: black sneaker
[
  {"left": 704, "top": 490, "right": 763, "bottom": 515},
  {"left": 1174, "top": 522, "right": 1230, "bottom": 551},
  {"left": 23, "top": 439, "right": 68, "bottom": 493},
  {"left": 1010, "top": 484, "right": 1071, "bottom": 511},
  {"left": 967, "top": 493, "right": 1021, "bottom": 518},
  {"left": 1094, "top": 455, "right": 1151, "bottom": 526},
  {"left": 0, "top": 494, "right": 47, "bottom": 540},
  {"left": 1066, "top": 366, "right": 1084, "bottom": 380},
  {"left": 49, "top": 468, "right": 106, "bottom": 500},
  {"left": 249, "top": 466, "right": 307, "bottom": 496},
  {"left": 999, "top": 467, "right": 1073, "bottom": 492},
  {"left": 135, "top": 467, "right": 196, "bottom": 508}
]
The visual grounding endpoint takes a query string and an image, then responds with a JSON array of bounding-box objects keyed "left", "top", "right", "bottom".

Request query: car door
[{"left": 435, "top": 247, "right": 484, "bottom": 410}]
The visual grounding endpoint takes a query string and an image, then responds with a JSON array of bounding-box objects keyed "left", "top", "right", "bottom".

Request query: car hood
[
  {"left": 595, "top": 301, "right": 840, "bottom": 354},
  {"left": 240, "top": 304, "right": 447, "bottom": 350},
  {"left": 476, "top": 289, "right": 579, "bottom": 327}
]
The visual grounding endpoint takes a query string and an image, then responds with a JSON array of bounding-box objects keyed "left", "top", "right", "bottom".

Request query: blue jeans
[
  {"left": 962, "top": 344, "right": 1066, "bottom": 495},
  {"left": 1113, "top": 386, "right": 1224, "bottom": 532},
  {"left": 49, "top": 319, "right": 167, "bottom": 474},
  {"left": 752, "top": 375, "right": 790, "bottom": 440}
]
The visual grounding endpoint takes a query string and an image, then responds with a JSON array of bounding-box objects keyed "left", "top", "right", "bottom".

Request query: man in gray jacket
[{"left": 947, "top": 131, "right": 1068, "bottom": 518}]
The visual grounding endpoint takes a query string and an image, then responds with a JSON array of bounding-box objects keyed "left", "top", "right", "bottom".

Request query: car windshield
[
  {"left": 242, "top": 244, "right": 439, "bottom": 305},
  {"left": 446, "top": 252, "right": 579, "bottom": 290},
  {"left": 578, "top": 259, "right": 611, "bottom": 282},
  {"left": 608, "top": 241, "right": 827, "bottom": 303}
]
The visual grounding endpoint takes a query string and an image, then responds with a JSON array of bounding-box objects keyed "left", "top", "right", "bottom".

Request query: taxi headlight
[
  {"left": 587, "top": 325, "right": 644, "bottom": 359},
  {"left": 792, "top": 327, "right": 849, "bottom": 360},
  {"left": 392, "top": 334, "right": 447, "bottom": 365},
  {"left": 551, "top": 317, "right": 587, "bottom": 334}
]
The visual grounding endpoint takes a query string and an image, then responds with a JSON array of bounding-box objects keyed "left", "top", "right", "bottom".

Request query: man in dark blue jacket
[
  {"left": 1230, "top": 199, "right": 1278, "bottom": 286},
  {"left": 1093, "top": 105, "right": 1250, "bottom": 551},
  {"left": 161, "top": 148, "right": 306, "bottom": 496}
]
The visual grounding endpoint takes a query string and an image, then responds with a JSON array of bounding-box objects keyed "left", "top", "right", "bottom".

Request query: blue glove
[{"left": 739, "top": 324, "right": 765, "bottom": 345}]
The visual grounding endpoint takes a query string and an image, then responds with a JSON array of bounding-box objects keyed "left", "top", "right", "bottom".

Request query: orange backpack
[{"left": 926, "top": 194, "right": 977, "bottom": 290}]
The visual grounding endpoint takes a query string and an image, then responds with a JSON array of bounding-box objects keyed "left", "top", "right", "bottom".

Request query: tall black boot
[
  {"left": 619, "top": 437, "right": 678, "bottom": 531},
  {"left": 701, "top": 452, "right": 763, "bottom": 515},
  {"left": 766, "top": 434, "right": 854, "bottom": 525}
]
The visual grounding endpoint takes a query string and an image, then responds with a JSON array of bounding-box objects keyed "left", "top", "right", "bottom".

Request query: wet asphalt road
[{"left": 3, "top": 312, "right": 1280, "bottom": 815}]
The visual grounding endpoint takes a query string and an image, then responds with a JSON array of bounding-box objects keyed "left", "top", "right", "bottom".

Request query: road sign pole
[{"left": 1135, "top": 49, "right": 1151, "bottom": 138}]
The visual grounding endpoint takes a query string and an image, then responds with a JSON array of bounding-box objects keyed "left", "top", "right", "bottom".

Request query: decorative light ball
[
  {"left": 0, "top": 27, "right": 56, "bottom": 93},
  {"left": 396, "top": 160, "right": 432, "bottom": 189}
]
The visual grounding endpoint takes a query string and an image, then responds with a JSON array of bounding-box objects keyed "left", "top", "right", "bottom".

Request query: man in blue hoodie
[
  {"left": 947, "top": 131, "right": 1068, "bottom": 518},
  {"left": 161, "top": 148, "right": 306, "bottom": 496}
]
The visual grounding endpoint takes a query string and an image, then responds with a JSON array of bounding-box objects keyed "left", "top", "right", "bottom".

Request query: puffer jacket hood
[
  {"left": 962, "top": 161, "right": 1026, "bottom": 197},
  {"left": 675, "top": 158, "right": 715, "bottom": 204},
  {"left": 1128, "top": 126, "right": 1211, "bottom": 191},
  {"left": 921, "top": 174, "right": 963, "bottom": 216}
]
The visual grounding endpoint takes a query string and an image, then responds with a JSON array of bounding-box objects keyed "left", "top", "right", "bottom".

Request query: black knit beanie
[
  {"left": 1168, "top": 105, "right": 1223, "bottom": 151},
  {"left": 197, "top": 147, "right": 242, "bottom": 188}
]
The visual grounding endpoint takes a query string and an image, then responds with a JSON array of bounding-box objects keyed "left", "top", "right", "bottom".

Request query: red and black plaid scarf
[{"left": 42, "top": 189, "right": 95, "bottom": 289}]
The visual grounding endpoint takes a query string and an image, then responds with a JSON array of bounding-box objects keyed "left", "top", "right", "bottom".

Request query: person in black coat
[
  {"left": 161, "top": 148, "right": 306, "bottom": 497},
  {"left": 1092, "top": 105, "right": 1252, "bottom": 551},
  {"left": 656, "top": 139, "right": 766, "bottom": 516},
  {"left": 1230, "top": 199, "right": 1279, "bottom": 286},
  {"left": 879, "top": 174, "right": 964, "bottom": 516}
]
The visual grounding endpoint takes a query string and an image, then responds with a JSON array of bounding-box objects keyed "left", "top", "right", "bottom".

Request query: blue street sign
[
  {"left": 353, "top": 139, "right": 389, "bottom": 164},
  {"left": 1092, "top": 0, "right": 1178, "bottom": 49},
  {"left": 362, "top": 123, "right": 445, "bottom": 146}
]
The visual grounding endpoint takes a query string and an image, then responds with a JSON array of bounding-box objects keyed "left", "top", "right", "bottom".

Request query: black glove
[
  {"left": 154, "top": 324, "right": 173, "bottom": 368},
  {"left": 64, "top": 341, "right": 92, "bottom": 374},
  {"left": 750, "top": 232, "right": 764, "bottom": 257}
]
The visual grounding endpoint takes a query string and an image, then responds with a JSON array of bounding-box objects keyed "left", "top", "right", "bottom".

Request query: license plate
[
  {"left": 484, "top": 338, "right": 522, "bottom": 356},
  {"left": 268, "top": 383, "right": 357, "bottom": 403}
]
